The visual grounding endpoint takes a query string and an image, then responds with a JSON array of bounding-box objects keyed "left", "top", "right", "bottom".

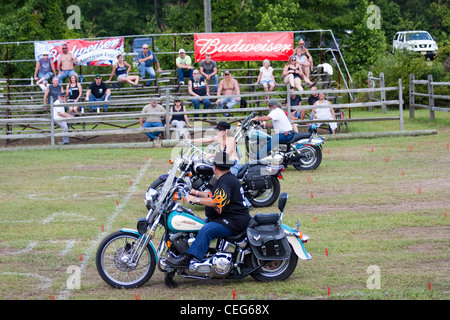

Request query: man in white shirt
[
  {"left": 251, "top": 98, "right": 295, "bottom": 159},
  {"left": 53, "top": 92, "right": 73, "bottom": 145}
]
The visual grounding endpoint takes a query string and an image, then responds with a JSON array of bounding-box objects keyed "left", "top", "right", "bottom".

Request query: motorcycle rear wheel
[
  {"left": 293, "top": 145, "right": 322, "bottom": 171},
  {"left": 245, "top": 245, "right": 298, "bottom": 281},
  {"left": 247, "top": 176, "right": 280, "bottom": 208},
  {"left": 96, "top": 231, "right": 156, "bottom": 289}
]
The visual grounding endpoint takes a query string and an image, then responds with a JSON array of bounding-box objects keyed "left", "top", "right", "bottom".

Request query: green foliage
[{"left": 341, "top": 0, "right": 387, "bottom": 74}]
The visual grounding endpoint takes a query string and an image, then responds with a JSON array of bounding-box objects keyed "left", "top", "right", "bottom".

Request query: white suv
[{"left": 393, "top": 31, "right": 438, "bottom": 60}]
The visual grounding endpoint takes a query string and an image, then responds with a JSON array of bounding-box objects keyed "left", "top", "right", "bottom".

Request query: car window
[
  {"left": 394, "top": 34, "right": 399, "bottom": 41},
  {"left": 406, "top": 32, "right": 432, "bottom": 41}
]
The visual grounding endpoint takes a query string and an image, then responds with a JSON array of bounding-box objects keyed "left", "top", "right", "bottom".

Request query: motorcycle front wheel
[
  {"left": 245, "top": 246, "right": 298, "bottom": 282},
  {"left": 96, "top": 231, "right": 156, "bottom": 289},
  {"left": 293, "top": 145, "right": 322, "bottom": 171},
  {"left": 247, "top": 176, "right": 280, "bottom": 207}
]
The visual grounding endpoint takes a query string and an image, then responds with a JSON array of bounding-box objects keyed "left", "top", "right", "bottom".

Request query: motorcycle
[
  {"left": 235, "top": 111, "right": 325, "bottom": 171},
  {"left": 149, "top": 141, "right": 284, "bottom": 208},
  {"left": 95, "top": 154, "right": 311, "bottom": 288}
]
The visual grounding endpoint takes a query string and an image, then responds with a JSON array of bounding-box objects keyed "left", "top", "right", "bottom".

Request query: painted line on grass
[{"left": 58, "top": 158, "right": 152, "bottom": 300}]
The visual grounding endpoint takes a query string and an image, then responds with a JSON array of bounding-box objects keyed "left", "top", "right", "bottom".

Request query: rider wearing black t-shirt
[{"left": 166, "top": 152, "right": 250, "bottom": 268}]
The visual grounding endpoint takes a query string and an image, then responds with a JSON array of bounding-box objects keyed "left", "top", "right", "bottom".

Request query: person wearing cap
[
  {"left": 216, "top": 70, "right": 241, "bottom": 116},
  {"left": 53, "top": 92, "right": 73, "bottom": 145},
  {"left": 251, "top": 98, "right": 296, "bottom": 159},
  {"left": 34, "top": 52, "right": 56, "bottom": 86},
  {"left": 176, "top": 49, "right": 194, "bottom": 85},
  {"left": 139, "top": 100, "right": 165, "bottom": 141},
  {"left": 138, "top": 44, "right": 162, "bottom": 86},
  {"left": 85, "top": 74, "right": 111, "bottom": 112},
  {"left": 188, "top": 121, "right": 240, "bottom": 175},
  {"left": 166, "top": 151, "right": 251, "bottom": 268}
]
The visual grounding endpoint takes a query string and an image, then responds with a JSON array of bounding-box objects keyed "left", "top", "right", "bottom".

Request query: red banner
[
  {"left": 194, "top": 32, "right": 293, "bottom": 62},
  {"left": 34, "top": 37, "right": 124, "bottom": 67}
]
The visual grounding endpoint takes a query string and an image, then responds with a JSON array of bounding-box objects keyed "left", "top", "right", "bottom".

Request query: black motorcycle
[
  {"left": 149, "top": 141, "right": 284, "bottom": 207},
  {"left": 235, "top": 111, "right": 325, "bottom": 171}
]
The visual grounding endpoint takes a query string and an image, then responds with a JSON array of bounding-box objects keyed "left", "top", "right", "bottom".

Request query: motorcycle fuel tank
[
  {"left": 168, "top": 212, "right": 205, "bottom": 232},
  {"left": 193, "top": 161, "right": 214, "bottom": 175}
]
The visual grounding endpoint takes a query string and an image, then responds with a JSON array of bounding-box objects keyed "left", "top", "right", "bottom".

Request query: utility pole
[{"left": 204, "top": 0, "right": 212, "bottom": 33}]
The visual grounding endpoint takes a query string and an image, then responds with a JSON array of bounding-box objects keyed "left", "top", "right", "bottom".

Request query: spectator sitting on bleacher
[
  {"left": 289, "top": 86, "right": 319, "bottom": 121},
  {"left": 168, "top": 99, "right": 192, "bottom": 140},
  {"left": 255, "top": 59, "right": 276, "bottom": 99},
  {"left": 188, "top": 69, "right": 211, "bottom": 118},
  {"left": 139, "top": 100, "right": 165, "bottom": 141},
  {"left": 312, "top": 92, "right": 336, "bottom": 134},
  {"left": 200, "top": 54, "right": 219, "bottom": 93},
  {"left": 138, "top": 44, "right": 162, "bottom": 86},
  {"left": 297, "top": 39, "right": 314, "bottom": 74},
  {"left": 53, "top": 92, "right": 72, "bottom": 145},
  {"left": 85, "top": 74, "right": 111, "bottom": 112},
  {"left": 176, "top": 49, "right": 194, "bottom": 85},
  {"left": 107, "top": 54, "right": 140, "bottom": 87},
  {"left": 57, "top": 43, "right": 78, "bottom": 84},
  {"left": 34, "top": 52, "right": 56, "bottom": 88},
  {"left": 65, "top": 75, "right": 82, "bottom": 114},
  {"left": 293, "top": 47, "right": 312, "bottom": 80},
  {"left": 216, "top": 70, "right": 241, "bottom": 117},
  {"left": 43, "top": 76, "right": 64, "bottom": 108},
  {"left": 283, "top": 56, "right": 304, "bottom": 92}
]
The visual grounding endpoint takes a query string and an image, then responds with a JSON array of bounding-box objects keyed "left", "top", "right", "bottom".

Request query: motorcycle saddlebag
[
  {"left": 247, "top": 224, "right": 291, "bottom": 261},
  {"left": 245, "top": 165, "right": 273, "bottom": 191}
]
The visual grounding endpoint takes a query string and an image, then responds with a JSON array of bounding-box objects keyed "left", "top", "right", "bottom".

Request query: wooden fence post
[
  {"left": 380, "top": 72, "right": 386, "bottom": 114},
  {"left": 399, "top": 78, "right": 403, "bottom": 132},
  {"left": 428, "top": 74, "right": 435, "bottom": 121},
  {"left": 409, "top": 73, "right": 415, "bottom": 118}
]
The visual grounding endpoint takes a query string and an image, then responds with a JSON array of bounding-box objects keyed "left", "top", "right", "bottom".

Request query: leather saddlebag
[
  {"left": 247, "top": 223, "right": 291, "bottom": 260},
  {"left": 245, "top": 165, "right": 273, "bottom": 191}
]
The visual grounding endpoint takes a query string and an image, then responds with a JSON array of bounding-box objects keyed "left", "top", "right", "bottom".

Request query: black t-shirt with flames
[{"left": 205, "top": 172, "right": 250, "bottom": 234}]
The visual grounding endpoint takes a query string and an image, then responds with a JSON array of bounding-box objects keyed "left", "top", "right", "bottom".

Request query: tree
[{"left": 341, "top": 0, "right": 387, "bottom": 74}]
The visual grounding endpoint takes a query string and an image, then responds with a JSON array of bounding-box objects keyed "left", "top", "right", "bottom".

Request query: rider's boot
[{"left": 166, "top": 253, "right": 193, "bottom": 268}]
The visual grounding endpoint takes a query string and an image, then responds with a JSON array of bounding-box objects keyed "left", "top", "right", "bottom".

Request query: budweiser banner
[
  {"left": 194, "top": 32, "right": 294, "bottom": 62},
  {"left": 34, "top": 37, "right": 124, "bottom": 67}
]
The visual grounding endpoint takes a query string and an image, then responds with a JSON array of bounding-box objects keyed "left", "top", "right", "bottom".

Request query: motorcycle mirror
[{"left": 278, "top": 192, "right": 288, "bottom": 213}]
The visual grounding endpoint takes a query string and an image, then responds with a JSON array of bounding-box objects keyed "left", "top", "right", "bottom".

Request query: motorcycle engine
[{"left": 185, "top": 252, "right": 233, "bottom": 278}]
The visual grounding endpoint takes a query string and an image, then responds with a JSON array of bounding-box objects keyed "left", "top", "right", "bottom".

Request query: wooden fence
[
  {"left": 409, "top": 73, "right": 450, "bottom": 120},
  {"left": 0, "top": 77, "right": 405, "bottom": 147}
]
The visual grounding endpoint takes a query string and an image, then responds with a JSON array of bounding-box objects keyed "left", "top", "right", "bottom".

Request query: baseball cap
[
  {"left": 179, "top": 49, "right": 185, "bottom": 54},
  {"left": 215, "top": 121, "right": 231, "bottom": 131},
  {"left": 268, "top": 98, "right": 281, "bottom": 107}
]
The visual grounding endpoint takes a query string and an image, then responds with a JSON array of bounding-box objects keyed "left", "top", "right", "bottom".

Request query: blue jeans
[
  {"left": 177, "top": 68, "right": 192, "bottom": 83},
  {"left": 191, "top": 98, "right": 211, "bottom": 118},
  {"left": 38, "top": 71, "right": 54, "bottom": 82},
  {"left": 89, "top": 93, "right": 110, "bottom": 112},
  {"left": 218, "top": 97, "right": 240, "bottom": 109},
  {"left": 143, "top": 121, "right": 163, "bottom": 140},
  {"left": 58, "top": 70, "right": 78, "bottom": 84},
  {"left": 256, "top": 131, "right": 295, "bottom": 160},
  {"left": 205, "top": 74, "right": 219, "bottom": 93},
  {"left": 138, "top": 63, "right": 156, "bottom": 84},
  {"left": 187, "top": 221, "right": 233, "bottom": 260}
]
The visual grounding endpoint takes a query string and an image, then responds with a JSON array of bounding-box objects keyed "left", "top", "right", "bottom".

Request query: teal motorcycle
[{"left": 96, "top": 147, "right": 311, "bottom": 288}]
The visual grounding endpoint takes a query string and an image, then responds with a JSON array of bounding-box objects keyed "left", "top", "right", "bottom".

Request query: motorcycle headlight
[{"left": 145, "top": 188, "right": 158, "bottom": 209}]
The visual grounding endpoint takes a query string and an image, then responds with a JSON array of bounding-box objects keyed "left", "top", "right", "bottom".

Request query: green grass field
[{"left": 0, "top": 115, "right": 449, "bottom": 300}]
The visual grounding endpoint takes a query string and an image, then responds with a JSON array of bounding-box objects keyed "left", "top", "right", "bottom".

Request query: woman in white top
[
  {"left": 312, "top": 92, "right": 337, "bottom": 134},
  {"left": 255, "top": 59, "right": 276, "bottom": 99}
]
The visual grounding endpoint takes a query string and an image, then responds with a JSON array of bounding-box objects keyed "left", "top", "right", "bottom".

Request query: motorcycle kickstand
[
  {"left": 164, "top": 271, "right": 178, "bottom": 288},
  {"left": 240, "top": 261, "right": 270, "bottom": 278}
]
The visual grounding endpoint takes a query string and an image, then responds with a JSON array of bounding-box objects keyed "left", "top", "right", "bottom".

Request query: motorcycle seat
[
  {"left": 236, "top": 163, "right": 249, "bottom": 179},
  {"left": 283, "top": 132, "right": 312, "bottom": 145}
]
